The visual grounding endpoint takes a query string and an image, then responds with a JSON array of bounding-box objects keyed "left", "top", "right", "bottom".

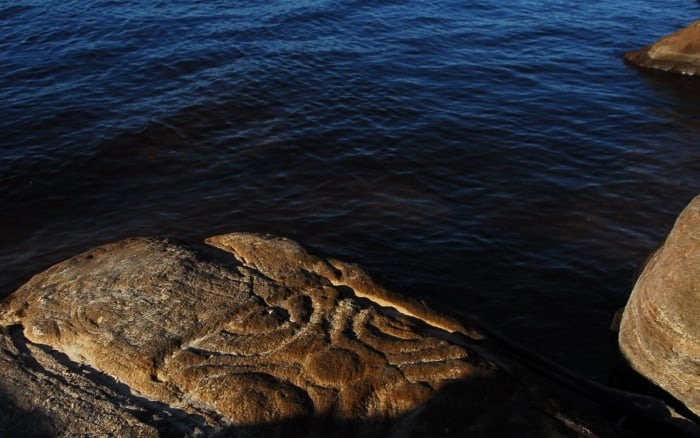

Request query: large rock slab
[
  {"left": 625, "top": 21, "right": 700, "bottom": 76},
  {"left": 0, "top": 233, "right": 614, "bottom": 436},
  {"left": 619, "top": 195, "right": 700, "bottom": 417}
]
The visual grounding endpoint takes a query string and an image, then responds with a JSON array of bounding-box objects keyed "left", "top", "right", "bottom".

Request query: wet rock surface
[
  {"left": 619, "top": 195, "right": 700, "bottom": 418},
  {"left": 0, "top": 233, "right": 620, "bottom": 436},
  {"left": 625, "top": 21, "right": 700, "bottom": 76}
]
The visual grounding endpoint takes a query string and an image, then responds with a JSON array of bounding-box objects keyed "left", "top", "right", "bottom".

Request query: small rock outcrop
[
  {"left": 625, "top": 21, "right": 700, "bottom": 76},
  {"left": 0, "top": 233, "right": 615, "bottom": 436},
  {"left": 619, "top": 195, "right": 700, "bottom": 418}
]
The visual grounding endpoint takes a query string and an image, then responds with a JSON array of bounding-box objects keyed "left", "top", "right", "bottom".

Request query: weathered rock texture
[
  {"left": 619, "top": 195, "right": 700, "bottom": 418},
  {"left": 625, "top": 20, "right": 700, "bottom": 76},
  {"left": 0, "top": 233, "right": 614, "bottom": 436}
]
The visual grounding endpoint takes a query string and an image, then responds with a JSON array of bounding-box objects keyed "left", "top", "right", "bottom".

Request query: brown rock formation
[
  {"left": 619, "top": 195, "right": 700, "bottom": 418},
  {"left": 0, "top": 233, "right": 615, "bottom": 436},
  {"left": 625, "top": 21, "right": 700, "bottom": 76}
]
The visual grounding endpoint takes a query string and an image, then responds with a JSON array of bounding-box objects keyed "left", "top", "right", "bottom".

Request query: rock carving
[{"left": 0, "top": 233, "right": 629, "bottom": 436}]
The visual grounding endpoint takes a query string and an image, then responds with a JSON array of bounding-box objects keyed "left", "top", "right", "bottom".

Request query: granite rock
[
  {"left": 619, "top": 195, "right": 700, "bottom": 418},
  {"left": 0, "top": 233, "right": 614, "bottom": 436},
  {"left": 625, "top": 21, "right": 700, "bottom": 76}
]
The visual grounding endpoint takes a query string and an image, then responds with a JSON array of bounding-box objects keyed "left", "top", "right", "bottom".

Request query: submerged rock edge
[{"left": 625, "top": 20, "right": 700, "bottom": 76}]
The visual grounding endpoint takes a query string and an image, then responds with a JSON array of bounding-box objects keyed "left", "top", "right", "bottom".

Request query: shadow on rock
[{"left": 0, "top": 387, "right": 55, "bottom": 438}]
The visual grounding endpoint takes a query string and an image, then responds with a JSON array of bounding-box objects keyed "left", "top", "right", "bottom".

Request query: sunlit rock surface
[
  {"left": 619, "top": 195, "right": 700, "bottom": 417},
  {"left": 1, "top": 233, "right": 614, "bottom": 436},
  {"left": 625, "top": 21, "right": 700, "bottom": 76}
]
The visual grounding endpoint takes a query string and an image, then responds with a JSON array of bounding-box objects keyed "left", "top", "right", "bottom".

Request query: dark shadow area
[
  {"left": 192, "top": 239, "right": 245, "bottom": 270},
  {"left": 441, "top": 311, "right": 700, "bottom": 438},
  {"left": 206, "top": 372, "right": 620, "bottom": 438},
  {"left": 628, "top": 64, "right": 700, "bottom": 129},
  {"left": 0, "top": 387, "right": 55, "bottom": 438},
  {"left": 610, "top": 348, "right": 700, "bottom": 427}
]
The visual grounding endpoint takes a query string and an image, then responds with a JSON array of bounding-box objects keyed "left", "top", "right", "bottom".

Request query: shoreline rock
[
  {"left": 625, "top": 21, "right": 700, "bottom": 76},
  {"left": 619, "top": 195, "right": 700, "bottom": 419},
  {"left": 0, "top": 233, "right": 621, "bottom": 436}
]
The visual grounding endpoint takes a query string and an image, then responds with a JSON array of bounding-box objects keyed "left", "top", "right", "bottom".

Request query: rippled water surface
[{"left": 2, "top": 0, "right": 700, "bottom": 378}]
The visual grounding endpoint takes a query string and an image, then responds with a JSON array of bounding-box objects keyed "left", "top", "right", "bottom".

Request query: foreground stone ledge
[
  {"left": 619, "top": 195, "right": 700, "bottom": 418},
  {"left": 625, "top": 21, "right": 700, "bottom": 76},
  {"left": 0, "top": 233, "right": 617, "bottom": 436}
]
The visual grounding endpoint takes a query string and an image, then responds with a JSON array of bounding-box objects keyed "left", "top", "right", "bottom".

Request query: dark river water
[{"left": 2, "top": 0, "right": 699, "bottom": 380}]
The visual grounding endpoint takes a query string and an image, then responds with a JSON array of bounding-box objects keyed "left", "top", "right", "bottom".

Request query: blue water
[{"left": 2, "top": 0, "right": 699, "bottom": 379}]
